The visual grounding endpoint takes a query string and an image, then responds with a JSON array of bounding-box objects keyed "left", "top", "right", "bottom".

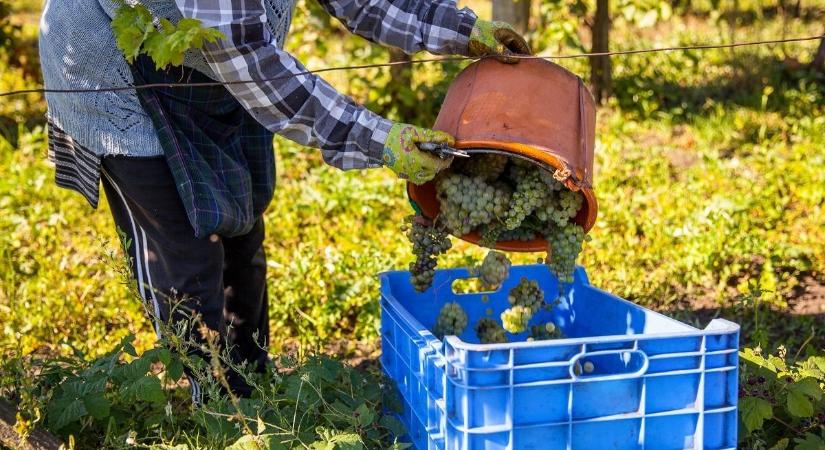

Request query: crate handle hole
[
  {"left": 451, "top": 276, "right": 503, "bottom": 295},
  {"left": 570, "top": 350, "right": 648, "bottom": 380}
]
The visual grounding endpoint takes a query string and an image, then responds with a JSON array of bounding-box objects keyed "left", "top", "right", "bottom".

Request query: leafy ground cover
[{"left": 0, "top": 0, "right": 823, "bottom": 448}]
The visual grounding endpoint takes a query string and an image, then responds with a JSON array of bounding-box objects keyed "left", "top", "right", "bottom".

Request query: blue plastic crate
[{"left": 379, "top": 265, "right": 740, "bottom": 450}]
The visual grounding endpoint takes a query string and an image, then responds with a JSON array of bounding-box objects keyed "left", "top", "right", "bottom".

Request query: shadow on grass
[{"left": 668, "top": 304, "right": 823, "bottom": 358}]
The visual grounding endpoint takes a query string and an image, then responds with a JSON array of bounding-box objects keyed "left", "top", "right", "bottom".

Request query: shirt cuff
[
  {"left": 454, "top": 8, "right": 478, "bottom": 56},
  {"left": 366, "top": 114, "right": 395, "bottom": 168}
]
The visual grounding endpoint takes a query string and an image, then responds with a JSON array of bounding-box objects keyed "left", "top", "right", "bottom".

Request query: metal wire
[{"left": 1, "top": 34, "right": 822, "bottom": 98}]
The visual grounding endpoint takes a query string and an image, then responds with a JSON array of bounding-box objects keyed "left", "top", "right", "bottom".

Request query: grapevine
[{"left": 434, "top": 302, "right": 468, "bottom": 338}]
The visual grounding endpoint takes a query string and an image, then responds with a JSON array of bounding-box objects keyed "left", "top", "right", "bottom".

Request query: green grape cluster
[
  {"left": 545, "top": 222, "right": 589, "bottom": 284},
  {"left": 498, "top": 227, "right": 536, "bottom": 242},
  {"left": 456, "top": 153, "right": 509, "bottom": 181},
  {"left": 536, "top": 181, "right": 583, "bottom": 227},
  {"left": 434, "top": 302, "right": 468, "bottom": 338},
  {"left": 507, "top": 277, "right": 544, "bottom": 313},
  {"left": 478, "top": 251, "right": 511, "bottom": 289},
  {"left": 501, "top": 305, "right": 532, "bottom": 333},
  {"left": 402, "top": 216, "right": 451, "bottom": 292},
  {"left": 502, "top": 168, "right": 546, "bottom": 230},
  {"left": 475, "top": 317, "right": 508, "bottom": 344},
  {"left": 436, "top": 174, "right": 511, "bottom": 235}
]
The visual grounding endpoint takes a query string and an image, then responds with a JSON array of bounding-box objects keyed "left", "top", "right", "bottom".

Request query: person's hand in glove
[
  {"left": 383, "top": 123, "right": 455, "bottom": 185},
  {"left": 468, "top": 20, "right": 532, "bottom": 63}
]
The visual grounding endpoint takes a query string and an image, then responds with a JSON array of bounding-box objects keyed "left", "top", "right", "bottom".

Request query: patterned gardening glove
[
  {"left": 383, "top": 123, "right": 455, "bottom": 185},
  {"left": 468, "top": 19, "right": 532, "bottom": 63}
]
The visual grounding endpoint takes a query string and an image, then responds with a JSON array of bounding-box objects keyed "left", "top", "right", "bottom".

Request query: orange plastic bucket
[{"left": 408, "top": 58, "right": 598, "bottom": 252}]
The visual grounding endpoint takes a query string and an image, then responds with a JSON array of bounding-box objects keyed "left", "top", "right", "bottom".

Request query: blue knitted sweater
[{"left": 39, "top": 0, "right": 294, "bottom": 157}]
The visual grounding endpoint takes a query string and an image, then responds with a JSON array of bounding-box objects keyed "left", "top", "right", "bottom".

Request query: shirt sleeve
[
  {"left": 317, "top": 0, "right": 477, "bottom": 55},
  {"left": 173, "top": 0, "right": 393, "bottom": 170}
]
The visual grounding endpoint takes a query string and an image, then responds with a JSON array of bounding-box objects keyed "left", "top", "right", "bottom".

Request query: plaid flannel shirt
[{"left": 174, "top": 0, "right": 477, "bottom": 170}]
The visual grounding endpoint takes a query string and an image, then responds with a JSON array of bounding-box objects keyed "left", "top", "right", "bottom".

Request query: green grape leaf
[
  {"left": 789, "top": 377, "right": 823, "bottom": 401},
  {"left": 793, "top": 433, "right": 825, "bottom": 450},
  {"left": 171, "top": 18, "right": 224, "bottom": 51},
  {"left": 83, "top": 392, "right": 111, "bottom": 420},
  {"left": 111, "top": 4, "right": 155, "bottom": 62},
  {"left": 786, "top": 390, "right": 814, "bottom": 418},
  {"left": 142, "top": 28, "right": 178, "bottom": 69},
  {"left": 740, "top": 396, "right": 773, "bottom": 433}
]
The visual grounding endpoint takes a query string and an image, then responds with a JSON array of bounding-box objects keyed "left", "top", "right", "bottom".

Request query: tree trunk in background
[
  {"left": 387, "top": 48, "right": 415, "bottom": 122},
  {"left": 812, "top": 34, "right": 825, "bottom": 71},
  {"left": 590, "top": 0, "right": 612, "bottom": 103},
  {"left": 492, "top": 0, "right": 531, "bottom": 34}
]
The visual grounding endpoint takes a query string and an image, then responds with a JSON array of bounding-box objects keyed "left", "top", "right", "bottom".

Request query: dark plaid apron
[{"left": 130, "top": 55, "right": 276, "bottom": 238}]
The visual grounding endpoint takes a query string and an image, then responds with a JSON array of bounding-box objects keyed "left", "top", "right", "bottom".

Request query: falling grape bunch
[
  {"left": 475, "top": 317, "right": 508, "bottom": 344},
  {"left": 402, "top": 215, "right": 452, "bottom": 292},
  {"left": 404, "top": 153, "right": 592, "bottom": 342},
  {"left": 476, "top": 251, "right": 511, "bottom": 289},
  {"left": 433, "top": 302, "right": 469, "bottom": 338}
]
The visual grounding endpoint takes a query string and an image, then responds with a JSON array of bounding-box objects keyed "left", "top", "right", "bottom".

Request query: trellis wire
[{"left": 0, "top": 34, "right": 822, "bottom": 98}]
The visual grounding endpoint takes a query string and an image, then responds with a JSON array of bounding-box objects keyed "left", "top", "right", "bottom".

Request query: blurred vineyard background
[{"left": 0, "top": 0, "right": 823, "bottom": 448}]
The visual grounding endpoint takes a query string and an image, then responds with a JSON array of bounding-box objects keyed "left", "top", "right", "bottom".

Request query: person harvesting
[{"left": 38, "top": 0, "right": 529, "bottom": 398}]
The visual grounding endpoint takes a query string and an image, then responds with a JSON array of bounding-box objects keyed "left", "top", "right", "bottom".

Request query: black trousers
[{"left": 100, "top": 156, "right": 269, "bottom": 398}]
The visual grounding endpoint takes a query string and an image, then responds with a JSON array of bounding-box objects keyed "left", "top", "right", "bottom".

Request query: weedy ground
[{"left": 0, "top": 0, "right": 823, "bottom": 448}]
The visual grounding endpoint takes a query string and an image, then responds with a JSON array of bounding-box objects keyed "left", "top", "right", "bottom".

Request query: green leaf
[
  {"left": 793, "top": 433, "right": 825, "bottom": 450},
  {"left": 740, "top": 396, "right": 773, "bottom": 433},
  {"left": 786, "top": 390, "right": 814, "bottom": 418},
  {"left": 83, "top": 393, "right": 111, "bottom": 420},
  {"left": 166, "top": 357, "right": 184, "bottom": 381},
  {"left": 121, "top": 375, "right": 165, "bottom": 404},
  {"left": 379, "top": 415, "right": 407, "bottom": 438},
  {"left": 144, "top": 348, "right": 172, "bottom": 366},
  {"left": 740, "top": 348, "right": 777, "bottom": 373},
  {"left": 111, "top": 4, "right": 155, "bottom": 62},
  {"left": 789, "top": 377, "right": 823, "bottom": 401},
  {"left": 354, "top": 403, "right": 374, "bottom": 427},
  {"left": 49, "top": 398, "right": 87, "bottom": 430},
  {"left": 113, "top": 355, "right": 153, "bottom": 382}
]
